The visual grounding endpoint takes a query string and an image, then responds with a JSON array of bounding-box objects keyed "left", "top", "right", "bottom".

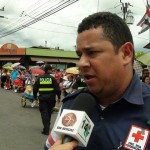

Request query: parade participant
[
  {"left": 11, "top": 67, "right": 19, "bottom": 90},
  {"left": 45, "top": 12, "right": 150, "bottom": 150},
  {"left": 33, "top": 64, "right": 61, "bottom": 135},
  {"left": 1, "top": 69, "right": 7, "bottom": 88}
]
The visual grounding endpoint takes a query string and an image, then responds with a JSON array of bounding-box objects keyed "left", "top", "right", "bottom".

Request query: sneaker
[{"left": 31, "top": 101, "right": 36, "bottom": 107}]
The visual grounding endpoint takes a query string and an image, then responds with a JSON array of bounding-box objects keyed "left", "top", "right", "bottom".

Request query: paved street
[{"left": 0, "top": 88, "right": 61, "bottom": 150}]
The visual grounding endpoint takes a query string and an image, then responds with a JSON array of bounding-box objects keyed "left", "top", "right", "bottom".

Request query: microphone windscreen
[{"left": 70, "top": 93, "right": 96, "bottom": 116}]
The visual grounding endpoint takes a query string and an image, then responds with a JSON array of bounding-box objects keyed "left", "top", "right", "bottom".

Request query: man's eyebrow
[{"left": 76, "top": 46, "right": 93, "bottom": 52}]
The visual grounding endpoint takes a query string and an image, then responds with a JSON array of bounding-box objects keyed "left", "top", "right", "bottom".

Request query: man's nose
[{"left": 78, "top": 55, "right": 90, "bottom": 68}]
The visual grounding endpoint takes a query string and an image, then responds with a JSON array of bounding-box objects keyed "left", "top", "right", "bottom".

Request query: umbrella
[
  {"left": 12, "top": 62, "right": 20, "bottom": 68},
  {"left": 66, "top": 67, "right": 79, "bottom": 74},
  {"left": 3, "top": 62, "right": 12, "bottom": 67},
  {"left": 137, "top": 53, "right": 150, "bottom": 66},
  {"left": 30, "top": 68, "right": 45, "bottom": 75},
  {"left": 29, "top": 66, "right": 41, "bottom": 70},
  {"left": 16, "top": 65, "right": 26, "bottom": 70},
  {"left": 2, "top": 62, "right": 13, "bottom": 70},
  {"left": 2, "top": 66, "right": 13, "bottom": 70},
  {"left": 36, "top": 61, "right": 44, "bottom": 64}
]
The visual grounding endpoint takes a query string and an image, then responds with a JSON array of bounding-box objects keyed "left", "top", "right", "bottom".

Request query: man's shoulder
[
  {"left": 142, "top": 82, "right": 150, "bottom": 95},
  {"left": 62, "top": 88, "right": 89, "bottom": 108},
  {"left": 142, "top": 83, "right": 150, "bottom": 104}
]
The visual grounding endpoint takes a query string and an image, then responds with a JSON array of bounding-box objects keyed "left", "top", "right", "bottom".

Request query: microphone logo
[
  {"left": 62, "top": 113, "right": 77, "bottom": 127},
  {"left": 83, "top": 123, "right": 91, "bottom": 140}
]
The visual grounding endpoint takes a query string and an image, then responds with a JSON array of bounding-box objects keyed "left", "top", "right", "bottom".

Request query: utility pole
[
  {"left": 120, "top": 0, "right": 134, "bottom": 24},
  {"left": 121, "top": 2, "right": 128, "bottom": 21}
]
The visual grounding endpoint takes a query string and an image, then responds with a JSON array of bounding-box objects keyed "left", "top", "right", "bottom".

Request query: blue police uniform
[
  {"left": 33, "top": 74, "right": 61, "bottom": 135},
  {"left": 72, "top": 76, "right": 87, "bottom": 90},
  {"left": 61, "top": 73, "right": 150, "bottom": 150}
]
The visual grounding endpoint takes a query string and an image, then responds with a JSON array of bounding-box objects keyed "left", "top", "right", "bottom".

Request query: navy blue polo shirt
[{"left": 62, "top": 73, "right": 150, "bottom": 150}]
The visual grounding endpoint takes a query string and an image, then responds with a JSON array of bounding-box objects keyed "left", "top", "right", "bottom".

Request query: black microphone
[{"left": 62, "top": 93, "right": 96, "bottom": 144}]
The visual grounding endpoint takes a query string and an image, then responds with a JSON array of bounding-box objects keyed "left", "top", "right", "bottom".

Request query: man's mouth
[{"left": 84, "top": 74, "right": 95, "bottom": 80}]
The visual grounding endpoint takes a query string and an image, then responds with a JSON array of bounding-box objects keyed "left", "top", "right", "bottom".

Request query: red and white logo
[{"left": 124, "top": 125, "right": 150, "bottom": 150}]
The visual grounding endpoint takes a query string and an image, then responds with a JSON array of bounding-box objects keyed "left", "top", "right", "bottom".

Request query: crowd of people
[
  {"left": 0, "top": 67, "right": 32, "bottom": 92},
  {"left": 0, "top": 64, "right": 149, "bottom": 96},
  {"left": 0, "top": 66, "right": 87, "bottom": 94}
]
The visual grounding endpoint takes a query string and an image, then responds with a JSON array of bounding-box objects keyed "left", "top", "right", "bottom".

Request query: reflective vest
[
  {"left": 77, "top": 78, "right": 87, "bottom": 90},
  {"left": 39, "top": 77, "right": 54, "bottom": 94}
]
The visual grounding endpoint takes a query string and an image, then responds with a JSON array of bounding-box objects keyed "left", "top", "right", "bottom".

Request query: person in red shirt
[
  {"left": 13, "top": 77, "right": 24, "bottom": 92},
  {"left": 54, "top": 69, "right": 61, "bottom": 84}
]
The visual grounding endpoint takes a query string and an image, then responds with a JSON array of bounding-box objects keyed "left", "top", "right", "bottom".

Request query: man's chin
[{"left": 88, "top": 86, "right": 98, "bottom": 94}]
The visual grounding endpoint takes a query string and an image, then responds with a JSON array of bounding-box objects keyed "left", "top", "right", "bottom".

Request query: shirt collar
[{"left": 122, "top": 72, "right": 144, "bottom": 105}]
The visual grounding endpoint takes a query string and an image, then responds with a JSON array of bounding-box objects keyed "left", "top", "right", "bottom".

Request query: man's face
[
  {"left": 76, "top": 28, "right": 132, "bottom": 100},
  {"left": 143, "top": 70, "right": 149, "bottom": 77}
]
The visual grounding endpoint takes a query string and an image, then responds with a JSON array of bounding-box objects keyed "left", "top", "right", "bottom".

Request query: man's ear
[{"left": 120, "top": 42, "right": 133, "bottom": 65}]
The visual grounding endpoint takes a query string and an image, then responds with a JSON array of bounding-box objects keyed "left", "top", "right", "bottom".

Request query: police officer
[
  {"left": 33, "top": 64, "right": 61, "bottom": 135},
  {"left": 72, "top": 75, "right": 87, "bottom": 93}
]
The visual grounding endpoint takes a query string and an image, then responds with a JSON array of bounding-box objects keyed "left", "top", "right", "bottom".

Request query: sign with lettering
[
  {"left": 54, "top": 109, "right": 94, "bottom": 147},
  {"left": 0, "top": 43, "right": 25, "bottom": 55},
  {"left": 124, "top": 125, "right": 150, "bottom": 150}
]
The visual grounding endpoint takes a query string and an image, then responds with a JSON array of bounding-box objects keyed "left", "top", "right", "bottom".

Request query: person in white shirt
[{"left": 62, "top": 74, "right": 74, "bottom": 96}]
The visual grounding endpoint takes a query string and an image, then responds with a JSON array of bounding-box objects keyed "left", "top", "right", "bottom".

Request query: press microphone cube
[{"left": 54, "top": 109, "right": 94, "bottom": 147}]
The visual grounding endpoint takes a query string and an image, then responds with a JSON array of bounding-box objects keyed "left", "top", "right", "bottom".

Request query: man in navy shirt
[{"left": 46, "top": 12, "right": 150, "bottom": 150}]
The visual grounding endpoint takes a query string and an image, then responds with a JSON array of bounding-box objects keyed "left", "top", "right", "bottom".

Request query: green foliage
[{"left": 135, "top": 51, "right": 145, "bottom": 59}]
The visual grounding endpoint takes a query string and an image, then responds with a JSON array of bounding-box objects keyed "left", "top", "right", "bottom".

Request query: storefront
[{"left": 0, "top": 43, "right": 78, "bottom": 69}]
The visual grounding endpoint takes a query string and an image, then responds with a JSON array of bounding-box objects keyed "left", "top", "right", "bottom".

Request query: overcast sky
[{"left": 0, "top": 0, "right": 150, "bottom": 53}]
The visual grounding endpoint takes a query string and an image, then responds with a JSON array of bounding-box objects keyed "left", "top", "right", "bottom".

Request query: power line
[
  {"left": 27, "top": 26, "right": 76, "bottom": 35},
  {"left": 0, "top": 0, "right": 56, "bottom": 33},
  {"left": 25, "top": 14, "right": 77, "bottom": 28},
  {"left": 0, "top": 0, "right": 79, "bottom": 38}
]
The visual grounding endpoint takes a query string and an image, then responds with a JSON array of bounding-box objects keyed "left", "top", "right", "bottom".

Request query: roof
[{"left": 26, "top": 48, "right": 78, "bottom": 58}]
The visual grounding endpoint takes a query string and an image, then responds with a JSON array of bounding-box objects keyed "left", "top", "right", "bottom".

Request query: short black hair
[
  {"left": 44, "top": 64, "right": 52, "bottom": 73},
  {"left": 77, "top": 12, "right": 134, "bottom": 63}
]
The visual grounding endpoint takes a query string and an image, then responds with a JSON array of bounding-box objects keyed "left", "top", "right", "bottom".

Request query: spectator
[
  {"left": 11, "top": 67, "right": 19, "bottom": 89},
  {"left": 1, "top": 69, "right": 7, "bottom": 88},
  {"left": 142, "top": 75, "right": 150, "bottom": 85},
  {"left": 62, "top": 74, "right": 74, "bottom": 96},
  {"left": 55, "top": 69, "right": 61, "bottom": 84}
]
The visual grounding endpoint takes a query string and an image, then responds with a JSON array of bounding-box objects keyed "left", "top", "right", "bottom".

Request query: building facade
[{"left": 0, "top": 43, "right": 79, "bottom": 69}]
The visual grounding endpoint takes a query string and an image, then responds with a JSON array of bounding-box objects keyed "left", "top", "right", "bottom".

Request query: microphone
[{"left": 54, "top": 93, "right": 96, "bottom": 147}]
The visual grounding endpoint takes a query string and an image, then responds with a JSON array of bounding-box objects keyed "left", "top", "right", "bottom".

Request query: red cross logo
[{"left": 132, "top": 131, "right": 144, "bottom": 142}]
